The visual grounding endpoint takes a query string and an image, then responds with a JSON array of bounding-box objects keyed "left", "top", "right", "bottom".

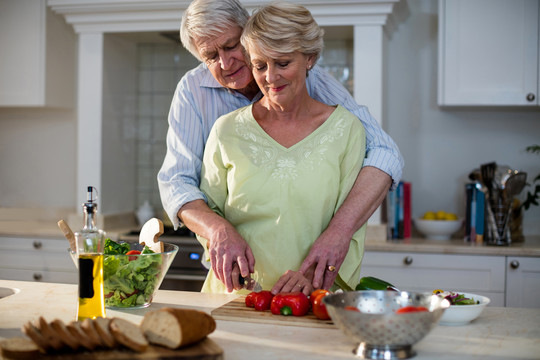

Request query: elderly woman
[{"left": 196, "top": 2, "right": 366, "bottom": 294}]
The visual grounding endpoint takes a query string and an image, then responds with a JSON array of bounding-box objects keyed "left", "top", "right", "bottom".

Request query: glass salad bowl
[
  {"left": 323, "top": 291, "right": 450, "bottom": 360},
  {"left": 69, "top": 241, "right": 178, "bottom": 309}
]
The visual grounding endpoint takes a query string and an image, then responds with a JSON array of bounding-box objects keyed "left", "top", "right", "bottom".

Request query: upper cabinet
[
  {"left": 0, "top": 0, "right": 76, "bottom": 108},
  {"left": 438, "top": 0, "right": 539, "bottom": 106}
]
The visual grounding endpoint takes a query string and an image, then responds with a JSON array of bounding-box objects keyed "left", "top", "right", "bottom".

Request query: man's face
[{"left": 194, "top": 25, "right": 254, "bottom": 94}]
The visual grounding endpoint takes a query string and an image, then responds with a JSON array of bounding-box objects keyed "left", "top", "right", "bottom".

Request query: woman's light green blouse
[{"left": 198, "top": 104, "right": 366, "bottom": 293}]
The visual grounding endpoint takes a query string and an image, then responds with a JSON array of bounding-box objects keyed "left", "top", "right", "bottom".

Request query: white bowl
[
  {"left": 414, "top": 218, "right": 463, "bottom": 240},
  {"left": 438, "top": 292, "right": 490, "bottom": 326}
]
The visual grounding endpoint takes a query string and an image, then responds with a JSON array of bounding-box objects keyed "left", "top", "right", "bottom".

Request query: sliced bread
[
  {"left": 21, "top": 321, "right": 50, "bottom": 353},
  {"left": 37, "top": 317, "right": 64, "bottom": 351},
  {"left": 92, "top": 317, "right": 116, "bottom": 348},
  {"left": 141, "top": 308, "right": 216, "bottom": 349},
  {"left": 49, "top": 319, "right": 80, "bottom": 351},
  {"left": 81, "top": 318, "right": 105, "bottom": 348},
  {"left": 66, "top": 321, "right": 96, "bottom": 350},
  {"left": 109, "top": 318, "right": 148, "bottom": 353},
  {"left": 0, "top": 337, "right": 41, "bottom": 360}
]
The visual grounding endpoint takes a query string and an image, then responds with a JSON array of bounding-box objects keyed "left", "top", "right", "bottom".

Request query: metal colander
[{"left": 323, "top": 291, "right": 449, "bottom": 359}]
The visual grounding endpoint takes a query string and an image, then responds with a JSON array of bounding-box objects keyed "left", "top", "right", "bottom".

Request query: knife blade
[{"left": 239, "top": 275, "right": 262, "bottom": 292}]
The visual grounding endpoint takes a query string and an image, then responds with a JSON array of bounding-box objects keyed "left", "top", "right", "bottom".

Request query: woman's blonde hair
[
  {"left": 180, "top": 0, "right": 249, "bottom": 61},
  {"left": 240, "top": 2, "right": 324, "bottom": 64}
]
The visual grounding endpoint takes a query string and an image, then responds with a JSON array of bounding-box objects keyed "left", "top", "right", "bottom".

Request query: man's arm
[{"left": 300, "top": 166, "right": 391, "bottom": 289}]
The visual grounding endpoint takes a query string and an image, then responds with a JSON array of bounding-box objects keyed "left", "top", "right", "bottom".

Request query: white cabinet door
[
  {"left": 0, "top": 0, "right": 75, "bottom": 107},
  {"left": 438, "top": 0, "right": 539, "bottom": 106},
  {"left": 360, "top": 251, "right": 506, "bottom": 306},
  {"left": 506, "top": 257, "right": 540, "bottom": 308}
]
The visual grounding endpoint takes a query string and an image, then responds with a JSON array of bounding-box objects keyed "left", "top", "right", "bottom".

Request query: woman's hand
[
  {"left": 207, "top": 223, "right": 256, "bottom": 292},
  {"left": 271, "top": 270, "right": 313, "bottom": 297},
  {"left": 298, "top": 229, "right": 350, "bottom": 290}
]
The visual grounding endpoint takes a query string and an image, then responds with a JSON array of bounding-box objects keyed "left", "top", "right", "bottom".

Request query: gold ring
[
  {"left": 297, "top": 284, "right": 303, "bottom": 288},
  {"left": 327, "top": 265, "right": 336, "bottom": 272}
]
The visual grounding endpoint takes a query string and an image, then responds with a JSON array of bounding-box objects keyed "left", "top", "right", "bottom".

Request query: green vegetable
[
  {"left": 355, "top": 276, "right": 396, "bottom": 291},
  {"left": 103, "top": 238, "right": 162, "bottom": 308}
]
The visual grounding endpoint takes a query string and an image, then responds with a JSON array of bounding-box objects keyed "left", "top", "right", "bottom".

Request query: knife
[{"left": 239, "top": 275, "right": 262, "bottom": 292}]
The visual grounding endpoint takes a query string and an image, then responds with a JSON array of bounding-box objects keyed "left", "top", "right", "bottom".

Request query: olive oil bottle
[{"left": 75, "top": 186, "right": 106, "bottom": 321}]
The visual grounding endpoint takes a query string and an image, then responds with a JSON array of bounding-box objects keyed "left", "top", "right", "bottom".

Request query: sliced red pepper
[
  {"left": 126, "top": 250, "right": 141, "bottom": 261},
  {"left": 344, "top": 305, "right": 361, "bottom": 312},
  {"left": 310, "top": 289, "right": 331, "bottom": 320},
  {"left": 396, "top": 306, "right": 429, "bottom": 314},
  {"left": 245, "top": 291, "right": 274, "bottom": 311},
  {"left": 270, "top": 292, "right": 310, "bottom": 317}
]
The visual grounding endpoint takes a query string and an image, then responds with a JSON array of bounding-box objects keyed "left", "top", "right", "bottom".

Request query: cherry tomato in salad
[
  {"left": 126, "top": 250, "right": 141, "bottom": 261},
  {"left": 396, "top": 306, "right": 428, "bottom": 314}
]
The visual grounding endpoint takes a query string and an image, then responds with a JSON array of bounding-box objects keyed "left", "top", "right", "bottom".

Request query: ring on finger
[{"left": 327, "top": 265, "right": 336, "bottom": 272}]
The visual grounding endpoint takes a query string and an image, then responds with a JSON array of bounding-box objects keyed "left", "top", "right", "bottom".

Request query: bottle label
[{"left": 79, "top": 257, "right": 95, "bottom": 298}]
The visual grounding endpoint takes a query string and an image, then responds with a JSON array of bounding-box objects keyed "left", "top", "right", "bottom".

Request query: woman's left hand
[
  {"left": 298, "top": 230, "right": 350, "bottom": 290},
  {"left": 271, "top": 270, "right": 313, "bottom": 297}
]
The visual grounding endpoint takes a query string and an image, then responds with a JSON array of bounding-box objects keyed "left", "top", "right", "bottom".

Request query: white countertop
[{"left": 1, "top": 280, "right": 539, "bottom": 359}]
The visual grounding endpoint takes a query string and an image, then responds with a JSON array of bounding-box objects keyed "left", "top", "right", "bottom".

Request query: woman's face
[{"left": 249, "top": 48, "right": 314, "bottom": 108}]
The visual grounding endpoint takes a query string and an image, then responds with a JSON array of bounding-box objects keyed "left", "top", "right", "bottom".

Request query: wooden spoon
[{"left": 57, "top": 220, "right": 77, "bottom": 251}]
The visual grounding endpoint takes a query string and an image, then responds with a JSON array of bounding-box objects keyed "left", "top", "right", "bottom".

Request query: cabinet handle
[
  {"left": 526, "top": 93, "right": 535, "bottom": 102},
  {"left": 403, "top": 256, "right": 413, "bottom": 265},
  {"left": 33, "top": 273, "right": 43, "bottom": 281},
  {"left": 510, "top": 260, "right": 520, "bottom": 269},
  {"left": 33, "top": 241, "right": 42, "bottom": 249}
]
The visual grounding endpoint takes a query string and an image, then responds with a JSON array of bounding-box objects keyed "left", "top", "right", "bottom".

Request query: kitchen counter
[{"left": 1, "top": 280, "right": 539, "bottom": 359}]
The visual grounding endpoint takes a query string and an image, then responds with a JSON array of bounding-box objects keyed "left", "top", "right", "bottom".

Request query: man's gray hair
[{"left": 180, "top": 0, "right": 250, "bottom": 61}]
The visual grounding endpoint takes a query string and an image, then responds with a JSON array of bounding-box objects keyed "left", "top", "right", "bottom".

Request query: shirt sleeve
[
  {"left": 157, "top": 79, "right": 207, "bottom": 229},
  {"left": 307, "top": 66, "right": 404, "bottom": 190}
]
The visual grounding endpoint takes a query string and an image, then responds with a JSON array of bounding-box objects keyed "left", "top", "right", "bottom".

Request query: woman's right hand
[{"left": 207, "top": 222, "right": 256, "bottom": 292}]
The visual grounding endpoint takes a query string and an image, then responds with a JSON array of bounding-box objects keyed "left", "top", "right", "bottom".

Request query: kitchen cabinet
[
  {"left": 0, "top": 236, "right": 77, "bottom": 284},
  {"left": 438, "top": 0, "right": 539, "bottom": 106},
  {"left": 0, "top": 0, "right": 76, "bottom": 107},
  {"left": 506, "top": 256, "right": 540, "bottom": 308},
  {"left": 360, "top": 251, "right": 540, "bottom": 308},
  {"left": 359, "top": 251, "right": 506, "bottom": 306}
]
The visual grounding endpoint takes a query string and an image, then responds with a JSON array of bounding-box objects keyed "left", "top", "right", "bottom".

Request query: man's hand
[{"left": 178, "top": 199, "right": 255, "bottom": 292}]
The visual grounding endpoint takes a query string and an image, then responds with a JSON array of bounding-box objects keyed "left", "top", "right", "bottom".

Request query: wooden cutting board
[
  {"left": 25, "top": 338, "right": 223, "bottom": 360},
  {"left": 211, "top": 296, "right": 335, "bottom": 329}
]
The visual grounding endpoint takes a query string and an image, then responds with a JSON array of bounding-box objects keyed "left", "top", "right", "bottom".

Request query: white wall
[
  {"left": 385, "top": 0, "right": 540, "bottom": 235},
  {"left": 0, "top": 108, "right": 76, "bottom": 208}
]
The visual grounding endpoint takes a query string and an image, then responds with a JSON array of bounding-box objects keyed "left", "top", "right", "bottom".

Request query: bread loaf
[
  {"left": 110, "top": 318, "right": 148, "bottom": 352},
  {"left": 0, "top": 337, "right": 41, "bottom": 360},
  {"left": 37, "top": 317, "right": 64, "bottom": 351},
  {"left": 66, "top": 321, "right": 96, "bottom": 350},
  {"left": 49, "top": 319, "right": 80, "bottom": 351},
  {"left": 141, "top": 308, "right": 216, "bottom": 349},
  {"left": 21, "top": 321, "right": 50, "bottom": 353}
]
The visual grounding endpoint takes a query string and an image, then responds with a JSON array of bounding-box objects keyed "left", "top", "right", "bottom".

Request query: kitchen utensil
[
  {"left": 57, "top": 220, "right": 77, "bottom": 251},
  {"left": 480, "top": 162, "right": 496, "bottom": 205},
  {"left": 139, "top": 218, "right": 164, "bottom": 253},
  {"left": 499, "top": 172, "right": 527, "bottom": 240},
  {"left": 323, "top": 291, "right": 449, "bottom": 360},
  {"left": 494, "top": 164, "right": 512, "bottom": 189},
  {"left": 211, "top": 296, "right": 334, "bottom": 328},
  {"left": 239, "top": 275, "right": 262, "bottom": 292}
]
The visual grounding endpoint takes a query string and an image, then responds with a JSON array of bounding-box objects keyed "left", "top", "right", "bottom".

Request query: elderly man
[{"left": 158, "top": 0, "right": 403, "bottom": 293}]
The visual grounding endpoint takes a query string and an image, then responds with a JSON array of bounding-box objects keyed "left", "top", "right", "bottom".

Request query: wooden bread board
[
  {"left": 18, "top": 338, "right": 223, "bottom": 360},
  {"left": 211, "top": 296, "right": 335, "bottom": 329}
]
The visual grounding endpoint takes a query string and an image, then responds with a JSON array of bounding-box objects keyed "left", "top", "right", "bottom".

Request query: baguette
[
  {"left": 110, "top": 318, "right": 148, "bottom": 352},
  {"left": 49, "top": 319, "right": 79, "bottom": 351},
  {"left": 92, "top": 317, "right": 117, "bottom": 348},
  {"left": 141, "top": 308, "right": 216, "bottom": 349},
  {"left": 0, "top": 337, "right": 41, "bottom": 360}
]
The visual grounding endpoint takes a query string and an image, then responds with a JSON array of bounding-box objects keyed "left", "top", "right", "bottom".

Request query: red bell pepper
[
  {"left": 126, "top": 250, "right": 141, "bottom": 261},
  {"left": 270, "top": 292, "right": 310, "bottom": 316},
  {"left": 245, "top": 291, "right": 274, "bottom": 311},
  {"left": 396, "top": 306, "right": 428, "bottom": 314},
  {"left": 310, "top": 289, "right": 331, "bottom": 320}
]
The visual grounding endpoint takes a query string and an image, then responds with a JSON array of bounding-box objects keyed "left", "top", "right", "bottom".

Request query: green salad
[{"left": 103, "top": 238, "right": 163, "bottom": 308}]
